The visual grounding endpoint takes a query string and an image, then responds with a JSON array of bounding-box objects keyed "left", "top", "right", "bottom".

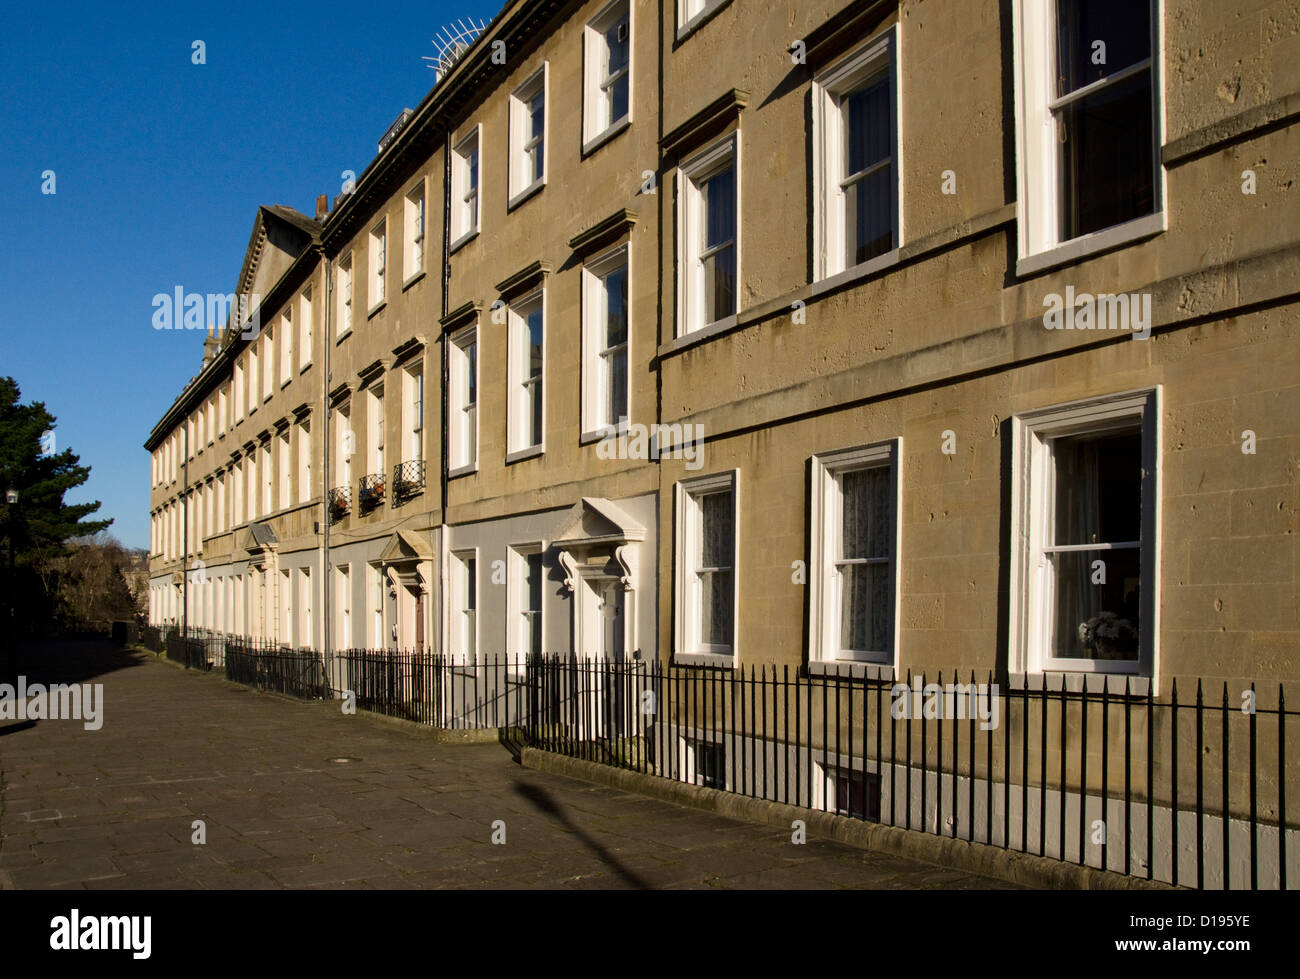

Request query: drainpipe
[
  {"left": 439, "top": 134, "right": 452, "bottom": 657},
  {"left": 322, "top": 253, "right": 333, "bottom": 687}
]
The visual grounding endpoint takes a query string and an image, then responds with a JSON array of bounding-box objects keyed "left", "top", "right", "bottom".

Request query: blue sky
[{"left": 0, "top": 0, "right": 493, "bottom": 550}]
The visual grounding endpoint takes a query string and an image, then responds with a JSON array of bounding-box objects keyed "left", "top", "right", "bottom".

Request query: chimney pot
[{"left": 316, "top": 194, "right": 329, "bottom": 221}]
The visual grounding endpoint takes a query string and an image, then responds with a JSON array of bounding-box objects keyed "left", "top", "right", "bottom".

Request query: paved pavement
[{"left": 0, "top": 639, "right": 1016, "bottom": 889}]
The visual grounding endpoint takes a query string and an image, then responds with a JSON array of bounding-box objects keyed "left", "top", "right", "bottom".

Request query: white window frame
[
  {"left": 367, "top": 384, "right": 386, "bottom": 477},
  {"left": 279, "top": 308, "right": 293, "bottom": 386},
  {"left": 506, "top": 291, "right": 545, "bottom": 459},
  {"left": 260, "top": 441, "right": 271, "bottom": 516},
  {"left": 582, "top": 0, "right": 632, "bottom": 153},
  {"left": 581, "top": 244, "right": 631, "bottom": 440},
  {"left": 809, "top": 439, "right": 902, "bottom": 670},
  {"left": 403, "top": 180, "right": 427, "bottom": 285},
  {"left": 298, "top": 567, "right": 312, "bottom": 649},
  {"left": 368, "top": 218, "right": 387, "bottom": 312},
  {"left": 450, "top": 126, "right": 481, "bottom": 250},
  {"left": 676, "top": 0, "right": 727, "bottom": 40},
  {"left": 298, "top": 287, "right": 312, "bottom": 370},
  {"left": 674, "top": 470, "right": 739, "bottom": 664},
  {"left": 336, "top": 253, "right": 353, "bottom": 338},
  {"left": 508, "top": 65, "right": 548, "bottom": 207},
  {"left": 277, "top": 429, "right": 291, "bottom": 512},
  {"left": 507, "top": 543, "right": 545, "bottom": 661},
  {"left": 402, "top": 363, "right": 424, "bottom": 464},
  {"left": 1011, "top": 0, "right": 1166, "bottom": 276},
  {"left": 811, "top": 28, "right": 901, "bottom": 284},
  {"left": 335, "top": 402, "right": 352, "bottom": 490},
  {"left": 297, "top": 417, "right": 311, "bottom": 505},
  {"left": 449, "top": 549, "right": 479, "bottom": 665},
  {"left": 1008, "top": 387, "right": 1161, "bottom": 687},
  {"left": 676, "top": 132, "right": 740, "bottom": 337},
  {"left": 261, "top": 327, "right": 273, "bottom": 403},
  {"left": 448, "top": 324, "right": 479, "bottom": 476},
  {"left": 234, "top": 358, "right": 246, "bottom": 422},
  {"left": 280, "top": 568, "right": 293, "bottom": 647},
  {"left": 335, "top": 563, "right": 352, "bottom": 651}
]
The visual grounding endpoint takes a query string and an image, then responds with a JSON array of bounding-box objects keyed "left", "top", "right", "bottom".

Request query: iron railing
[
  {"left": 392, "top": 459, "right": 426, "bottom": 503},
  {"left": 328, "top": 485, "right": 351, "bottom": 521},
  {"left": 151, "top": 629, "right": 1300, "bottom": 890},
  {"left": 335, "top": 647, "right": 527, "bottom": 729},
  {"left": 225, "top": 636, "right": 332, "bottom": 699},
  {"left": 358, "top": 473, "right": 385, "bottom": 512}
]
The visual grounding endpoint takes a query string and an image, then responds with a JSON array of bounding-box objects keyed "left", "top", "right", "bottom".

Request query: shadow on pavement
[
  {"left": 512, "top": 781, "right": 650, "bottom": 889},
  {"left": 4, "top": 637, "right": 150, "bottom": 689}
]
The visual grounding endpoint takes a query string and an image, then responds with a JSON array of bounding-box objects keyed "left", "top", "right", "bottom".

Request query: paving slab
[{"left": 0, "top": 639, "right": 1017, "bottom": 889}]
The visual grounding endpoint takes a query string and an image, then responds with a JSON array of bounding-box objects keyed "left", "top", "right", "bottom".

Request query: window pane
[
  {"left": 1056, "top": 0, "right": 1151, "bottom": 97},
  {"left": 466, "top": 342, "right": 477, "bottom": 403},
  {"left": 1052, "top": 429, "right": 1141, "bottom": 545},
  {"left": 465, "top": 559, "right": 476, "bottom": 608},
  {"left": 840, "top": 466, "right": 890, "bottom": 559},
  {"left": 700, "top": 492, "right": 733, "bottom": 568},
  {"left": 702, "top": 168, "right": 734, "bottom": 251},
  {"left": 844, "top": 166, "right": 893, "bottom": 266},
  {"left": 527, "top": 310, "right": 543, "bottom": 379},
  {"left": 1049, "top": 548, "right": 1141, "bottom": 660},
  {"left": 606, "top": 19, "right": 629, "bottom": 75},
  {"left": 1058, "top": 70, "right": 1155, "bottom": 239},
  {"left": 703, "top": 245, "right": 735, "bottom": 323},
  {"left": 608, "top": 349, "right": 628, "bottom": 423},
  {"left": 840, "top": 561, "right": 891, "bottom": 653},
  {"left": 844, "top": 71, "right": 890, "bottom": 177},
  {"left": 604, "top": 266, "right": 627, "bottom": 348},
  {"left": 699, "top": 569, "right": 733, "bottom": 646}
]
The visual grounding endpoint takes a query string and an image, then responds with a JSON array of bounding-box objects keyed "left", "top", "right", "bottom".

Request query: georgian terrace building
[{"left": 148, "top": 0, "right": 1300, "bottom": 700}]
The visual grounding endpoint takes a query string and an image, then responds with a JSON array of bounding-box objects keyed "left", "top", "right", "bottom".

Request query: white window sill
[
  {"left": 336, "top": 328, "right": 352, "bottom": 343},
  {"left": 448, "top": 462, "right": 478, "bottom": 479},
  {"left": 1017, "top": 211, "right": 1166, "bottom": 278},
  {"left": 661, "top": 312, "right": 738, "bottom": 356},
  {"left": 508, "top": 179, "right": 545, "bottom": 211},
  {"left": 367, "top": 300, "right": 387, "bottom": 320},
  {"left": 505, "top": 445, "right": 544, "bottom": 465},
  {"left": 449, "top": 229, "right": 479, "bottom": 255},
  {"left": 674, "top": 651, "right": 734, "bottom": 668},
  {"left": 580, "top": 420, "right": 630, "bottom": 446},
  {"left": 280, "top": 378, "right": 291, "bottom": 390},
  {"left": 811, "top": 249, "right": 901, "bottom": 298},
  {"left": 807, "top": 660, "right": 895, "bottom": 682},
  {"left": 582, "top": 116, "right": 631, "bottom": 158},
  {"left": 675, "top": 0, "right": 732, "bottom": 41},
  {"left": 1009, "top": 671, "right": 1151, "bottom": 697},
  {"left": 299, "top": 361, "right": 311, "bottom": 375},
  {"left": 402, "top": 270, "right": 426, "bottom": 292}
]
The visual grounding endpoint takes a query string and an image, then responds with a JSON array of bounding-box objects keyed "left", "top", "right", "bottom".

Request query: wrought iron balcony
[
  {"left": 393, "top": 459, "right": 426, "bottom": 502},
  {"left": 328, "top": 486, "right": 351, "bottom": 522},
  {"left": 358, "top": 473, "right": 386, "bottom": 512}
]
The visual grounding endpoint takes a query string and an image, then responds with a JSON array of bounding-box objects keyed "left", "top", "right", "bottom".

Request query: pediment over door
[
  {"left": 378, "top": 529, "right": 434, "bottom": 565},
  {"left": 239, "top": 521, "right": 279, "bottom": 567},
  {"left": 378, "top": 529, "right": 434, "bottom": 592},
  {"left": 552, "top": 498, "right": 645, "bottom": 591}
]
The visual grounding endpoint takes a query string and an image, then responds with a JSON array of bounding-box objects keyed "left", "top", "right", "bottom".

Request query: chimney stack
[
  {"left": 316, "top": 194, "right": 329, "bottom": 222},
  {"left": 202, "top": 324, "right": 219, "bottom": 370}
]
